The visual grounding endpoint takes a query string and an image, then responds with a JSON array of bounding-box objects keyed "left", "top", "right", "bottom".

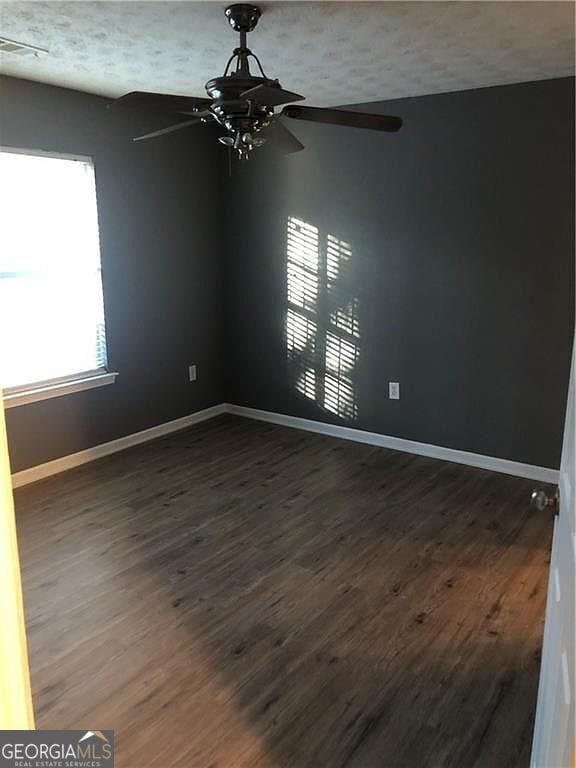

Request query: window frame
[{"left": 0, "top": 145, "right": 117, "bottom": 408}]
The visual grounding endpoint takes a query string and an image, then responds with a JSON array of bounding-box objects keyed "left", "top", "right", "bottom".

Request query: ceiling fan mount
[
  {"left": 224, "top": 4, "right": 262, "bottom": 33},
  {"left": 111, "top": 4, "right": 403, "bottom": 160}
]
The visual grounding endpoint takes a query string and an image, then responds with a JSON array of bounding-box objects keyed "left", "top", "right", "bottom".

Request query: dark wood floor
[{"left": 14, "top": 414, "right": 552, "bottom": 768}]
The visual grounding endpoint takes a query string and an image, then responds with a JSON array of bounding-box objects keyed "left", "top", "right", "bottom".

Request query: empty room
[{"left": 0, "top": 1, "right": 574, "bottom": 766}]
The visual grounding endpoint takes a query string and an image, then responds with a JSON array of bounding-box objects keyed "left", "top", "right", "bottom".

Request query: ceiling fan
[{"left": 111, "top": 3, "right": 403, "bottom": 160}]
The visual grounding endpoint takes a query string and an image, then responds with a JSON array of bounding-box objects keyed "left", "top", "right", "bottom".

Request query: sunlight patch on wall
[
  {"left": 286, "top": 306, "right": 317, "bottom": 400},
  {"left": 324, "top": 330, "right": 358, "bottom": 419},
  {"left": 286, "top": 222, "right": 318, "bottom": 310},
  {"left": 286, "top": 216, "right": 359, "bottom": 421},
  {"left": 327, "top": 234, "right": 360, "bottom": 340}
]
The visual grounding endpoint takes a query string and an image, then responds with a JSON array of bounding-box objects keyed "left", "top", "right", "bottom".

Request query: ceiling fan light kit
[{"left": 111, "top": 4, "right": 403, "bottom": 160}]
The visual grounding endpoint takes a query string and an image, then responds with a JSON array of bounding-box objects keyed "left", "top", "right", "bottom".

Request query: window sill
[{"left": 3, "top": 372, "right": 119, "bottom": 409}]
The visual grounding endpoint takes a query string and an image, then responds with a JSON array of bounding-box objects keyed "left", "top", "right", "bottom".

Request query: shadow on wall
[{"left": 285, "top": 216, "right": 360, "bottom": 423}]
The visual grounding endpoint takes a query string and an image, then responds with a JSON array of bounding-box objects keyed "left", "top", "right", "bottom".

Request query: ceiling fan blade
[
  {"left": 261, "top": 120, "right": 304, "bottom": 155},
  {"left": 133, "top": 115, "right": 212, "bottom": 142},
  {"left": 110, "top": 91, "right": 212, "bottom": 115},
  {"left": 282, "top": 105, "right": 402, "bottom": 133},
  {"left": 241, "top": 84, "right": 305, "bottom": 107}
]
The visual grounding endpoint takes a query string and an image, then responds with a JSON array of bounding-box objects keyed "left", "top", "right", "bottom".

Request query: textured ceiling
[{"left": 0, "top": 1, "right": 573, "bottom": 106}]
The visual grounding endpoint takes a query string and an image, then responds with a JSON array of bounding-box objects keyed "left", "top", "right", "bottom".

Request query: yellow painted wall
[{"left": 0, "top": 397, "right": 34, "bottom": 728}]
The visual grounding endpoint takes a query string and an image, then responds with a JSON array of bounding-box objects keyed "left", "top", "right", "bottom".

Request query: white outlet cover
[
  {"left": 389, "top": 382, "right": 400, "bottom": 400},
  {"left": 188, "top": 364, "right": 197, "bottom": 382}
]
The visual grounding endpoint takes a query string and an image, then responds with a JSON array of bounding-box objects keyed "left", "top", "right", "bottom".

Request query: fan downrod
[{"left": 225, "top": 4, "right": 262, "bottom": 33}]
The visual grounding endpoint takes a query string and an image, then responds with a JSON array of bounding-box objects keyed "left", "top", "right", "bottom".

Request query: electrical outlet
[
  {"left": 389, "top": 382, "right": 400, "bottom": 400},
  {"left": 188, "top": 364, "right": 197, "bottom": 382}
]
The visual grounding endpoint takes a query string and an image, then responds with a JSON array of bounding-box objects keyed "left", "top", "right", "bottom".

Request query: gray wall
[
  {"left": 1, "top": 76, "right": 225, "bottom": 472},
  {"left": 225, "top": 78, "right": 575, "bottom": 468},
  {"left": 2, "top": 76, "right": 573, "bottom": 472}
]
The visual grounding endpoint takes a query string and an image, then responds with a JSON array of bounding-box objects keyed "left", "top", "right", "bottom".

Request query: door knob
[{"left": 531, "top": 488, "right": 559, "bottom": 512}]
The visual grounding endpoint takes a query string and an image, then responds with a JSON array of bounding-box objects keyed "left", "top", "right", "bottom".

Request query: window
[{"left": 0, "top": 148, "right": 116, "bottom": 407}]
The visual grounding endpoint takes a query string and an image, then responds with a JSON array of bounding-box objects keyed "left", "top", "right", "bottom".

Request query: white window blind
[{"left": 0, "top": 149, "right": 108, "bottom": 392}]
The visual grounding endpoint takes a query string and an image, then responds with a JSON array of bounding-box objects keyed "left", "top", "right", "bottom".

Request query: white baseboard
[
  {"left": 11, "top": 404, "right": 227, "bottom": 489},
  {"left": 225, "top": 404, "right": 560, "bottom": 484},
  {"left": 11, "top": 401, "right": 559, "bottom": 488}
]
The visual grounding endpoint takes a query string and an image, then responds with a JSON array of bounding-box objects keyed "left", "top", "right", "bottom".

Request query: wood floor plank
[{"left": 14, "top": 414, "right": 552, "bottom": 767}]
